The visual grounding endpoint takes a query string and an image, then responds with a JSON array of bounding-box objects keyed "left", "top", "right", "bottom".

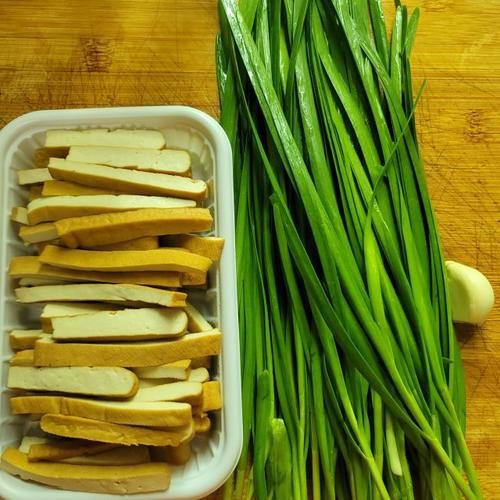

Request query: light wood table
[{"left": 0, "top": 0, "right": 498, "bottom": 496}]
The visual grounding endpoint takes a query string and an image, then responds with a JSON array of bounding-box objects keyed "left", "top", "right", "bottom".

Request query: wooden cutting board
[{"left": 0, "top": 0, "right": 498, "bottom": 496}]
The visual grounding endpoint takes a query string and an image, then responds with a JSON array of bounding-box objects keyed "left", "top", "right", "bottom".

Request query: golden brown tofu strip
[
  {"left": 1, "top": 447, "right": 170, "bottom": 494},
  {"left": 39, "top": 245, "right": 213, "bottom": 274},
  {"left": 10, "top": 395, "right": 192, "bottom": 427},
  {"left": 9, "top": 256, "right": 182, "bottom": 288},
  {"left": 34, "top": 330, "right": 222, "bottom": 367}
]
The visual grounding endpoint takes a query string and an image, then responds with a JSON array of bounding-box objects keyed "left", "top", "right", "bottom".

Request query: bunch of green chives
[{"left": 217, "top": 0, "right": 481, "bottom": 498}]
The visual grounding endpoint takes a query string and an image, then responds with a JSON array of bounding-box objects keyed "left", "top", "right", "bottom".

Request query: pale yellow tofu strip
[{"left": 48, "top": 158, "right": 207, "bottom": 200}]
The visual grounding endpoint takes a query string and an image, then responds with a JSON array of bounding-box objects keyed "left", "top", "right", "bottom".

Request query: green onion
[
  {"left": 218, "top": 0, "right": 481, "bottom": 498},
  {"left": 267, "top": 419, "right": 293, "bottom": 499}
]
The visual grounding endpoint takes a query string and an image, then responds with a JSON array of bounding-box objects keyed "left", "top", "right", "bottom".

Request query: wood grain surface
[{"left": 0, "top": 0, "right": 498, "bottom": 497}]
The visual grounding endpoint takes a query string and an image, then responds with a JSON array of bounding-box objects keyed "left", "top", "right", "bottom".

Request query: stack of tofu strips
[{"left": 3, "top": 128, "right": 225, "bottom": 494}]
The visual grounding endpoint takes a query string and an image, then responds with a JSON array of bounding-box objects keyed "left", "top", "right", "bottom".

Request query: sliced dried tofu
[
  {"left": 182, "top": 272, "right": 207, "bottom": 287},
  {"left": 150, "top": 442, "right": 191, "bottom": 466},
  {"left": 45, "top": 129, "right": 165, "bottom": 149},
  {"left": 28, "top": 440, "right": 116, "bottom": 462},
  {"left": 40, "top": 414, "right": 194, "bottom": 447},
  {"left": 48, "top": 158, "right": 207, "bottom": 200},
  {"left": 18, "top": 436, "right": 50, "bottom": 454},
  {"left": 19, "top": 278, "right": 68, "bottom": 286},
  {"left": 67, "top": 145, "right": 191, "bottom": 175},
  {"left": 55, "top": 207, "right": 213, "bottom": 248},
  {"left": 87, "top": 236, "right": 159, "bottom": 251},
  {"left": 162, "top": 234, "right": 224, "bottom": 261},
  {"left": 8, "top": 366, "right": 139, "bottom": 398},
  {"left": 9, "top": 256, "right": 182, "bottom": 288},
  {"left": 60, "top": 446, "right": 150, "bottom": 465},
  {"left": 194, "top": 415, "right": 211, "bottom": 434},
  {"left": 11, "top": 395, "right": 192, "bottom": 427},
  {"left": 41, "top": 302, "right": 121, "bottom": 319},
  {"left": 16, "top": 283, "right": 186, "bottom": 308},
  {"left": 51, "top": 307, "right": 187, "bottom": 342},
  {"left": 133, "top": 359, "right": 191, "bottom": 380},
  {"left": 34, "top": 147, "right": 69, "bottom": 168},
  {"left": 10, "top": 349, "right": 35, "bottom": 366},
  {"left": 18, "top": 168, "right": 52, "bottom": 185},
  {"left": 19, "top": 222, "right": 58, "bottom": 243},
  {"left": 188, "top": 367, "right": 210, "bottom": 383},
  {"left": 27, "top": 194, "right": 196, "bottom": 224},
  {"left": 191, "top": 356, "right": 212, "bottom": 369},
  {"left": 132, "top": 381, "right": 203, "bottom": 405},
  {"left": 39, "top": 245, "right": 213, "bottom": 274},
  {"left": 1, "top": 447, "right": 170, "bottom": 494},
  {"left": 36, "top": 237, "right": 159, "bottom": 252},
  {"left": 10, "top": 330, "right": 45, "bottom": 351},
  {"left": 29, "top": 185, "right": 43, "bottom": 200},
  {"left": 34, "top": 330, "right": 222, "bottom": 367},
  {"left": 201, "top": 381, "right": 223, "bottom": 412},
  {"left": 42, "top": 180, "right": 121, "bottom": 197},
  {"left": 11, "top": 207, "right": 29, "bottom": 225},
  {"left": 185, "top": 302, "right": 213, "bottom": 332}
]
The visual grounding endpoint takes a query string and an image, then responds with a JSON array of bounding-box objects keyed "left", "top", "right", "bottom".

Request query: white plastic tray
[{"left": 0, "top": 106, "right": 242, "bottom": 499}]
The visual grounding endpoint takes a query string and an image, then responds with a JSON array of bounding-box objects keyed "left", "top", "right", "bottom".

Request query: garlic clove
[{"left": 446, "top": 260, "right": 495, "bottom": 326}]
